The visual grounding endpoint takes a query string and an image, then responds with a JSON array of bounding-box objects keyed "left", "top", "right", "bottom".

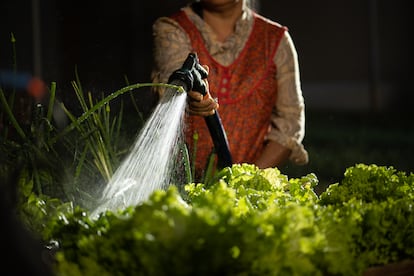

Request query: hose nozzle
[
  {"left": 168, "top": 53, "right": 233, "bottom": 170},
  {"left": 168, "top": 53, "right": 208, "bottom": 95}
]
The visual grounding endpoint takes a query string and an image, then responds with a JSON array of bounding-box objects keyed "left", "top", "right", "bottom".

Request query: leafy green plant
[
  {"left": 25, "top": 163, "right": 412, "bottom": 276},
  {"left": 319, "top": 164, "right": 414, "bottom": 267}
]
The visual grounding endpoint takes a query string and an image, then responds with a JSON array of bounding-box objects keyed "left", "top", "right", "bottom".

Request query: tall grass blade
[{"left": 0, "top": 88, "right": 26, "bottom": 139}]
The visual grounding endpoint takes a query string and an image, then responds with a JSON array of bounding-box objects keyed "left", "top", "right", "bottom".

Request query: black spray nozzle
[
  {"left": 168, "top": 53, "right": 233, "bottom": 170},
  {"left": 168, "top": 53, "right": 208, "bottom": 95}
]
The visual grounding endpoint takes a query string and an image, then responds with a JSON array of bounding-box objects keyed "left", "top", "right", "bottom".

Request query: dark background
[
  {"left": 1, "top": 0, "right": 413, "bottom": 186},
  {"left": 1, "top": 1, "right": 412, "bottom": 111}
]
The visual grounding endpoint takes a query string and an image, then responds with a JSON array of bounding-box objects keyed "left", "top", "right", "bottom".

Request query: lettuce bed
[{"left": 26, "top": 163, "right": 414, "bottom": 276}]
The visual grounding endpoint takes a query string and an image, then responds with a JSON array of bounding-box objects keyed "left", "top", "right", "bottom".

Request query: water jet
[{"left": 90, "top": 53, "right": 232, "bottom": 218}]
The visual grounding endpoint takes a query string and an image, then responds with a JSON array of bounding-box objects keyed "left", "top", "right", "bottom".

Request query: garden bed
[{"left": 17, "top": 163, "right": 412, "bottom": 276}]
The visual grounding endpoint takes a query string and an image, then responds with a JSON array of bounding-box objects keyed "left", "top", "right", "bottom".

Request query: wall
[
  {"left": 260, "top": 1, "right": 411, "bottom": 111},
  {"left": 1, "top": 0, "right": 411, "bottom": 112}
]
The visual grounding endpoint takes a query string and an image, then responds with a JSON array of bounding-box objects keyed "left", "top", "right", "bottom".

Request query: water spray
[
  {"left": 89, "top": 53, "right": 232, "bottom": 217},
  {"left": 168, "top": 53, "right": 233, "bottom": 169}
]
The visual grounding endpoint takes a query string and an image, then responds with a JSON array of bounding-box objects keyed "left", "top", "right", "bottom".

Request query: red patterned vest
[{"left": 171, "top": 10, "right": 286, "bottom": 175}]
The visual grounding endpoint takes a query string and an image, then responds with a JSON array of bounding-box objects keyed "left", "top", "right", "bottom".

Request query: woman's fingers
[
  {"left": 188, "top": 90, "right": 204, "bottom": 102},
  {"left": 187, "top": 92, "right": 218, "bottom": 116},
  {"left": 186, "top": 63, "right": 217, "bottom": 116}
]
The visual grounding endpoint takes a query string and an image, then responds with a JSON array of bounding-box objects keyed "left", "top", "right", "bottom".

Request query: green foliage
[
  {"left": 35, "top": 163, "right": 414, "bottom": 276},
  {"left": 319, "top": 163, "right": 414, "bottom": 267},
  {"left": 320, "top": 163, "right": 414, "bottom": 204},
  {"left": 48, "top": 165, "right": 334, "bottom": 276},
  {"left": 1, "top": 81, "right": 68, "bottom": 199},
  {"left": 1, "top": 33, "right": 188, "bottom": 214},
  {"left": 1, "top": 57, "right": 182, "bottom": 217}
]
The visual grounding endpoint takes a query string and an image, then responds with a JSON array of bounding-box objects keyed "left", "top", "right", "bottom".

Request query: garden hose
[{"left": 168, "top": 52, "right": 233, "bottom": 169}]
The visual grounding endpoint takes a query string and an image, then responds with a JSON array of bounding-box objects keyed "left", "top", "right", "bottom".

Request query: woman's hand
[
  {"left": 186, "top": 65, "right": 219, "bottom": 117},
  {"left": 187, "top": 90, "right": 218, "bottom": 116}
]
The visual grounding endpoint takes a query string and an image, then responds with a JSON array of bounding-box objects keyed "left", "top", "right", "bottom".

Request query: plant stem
[
  {"left": 51, "top": 83, "right": 184, "bottom": 145},
  {"left": 0, "top": 88, "right": 26, "bottom": 139}
]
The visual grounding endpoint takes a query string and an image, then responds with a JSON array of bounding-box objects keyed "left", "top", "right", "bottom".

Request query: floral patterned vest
[{"left": 171, "top": 10, "right": 286, "bottom": 176}]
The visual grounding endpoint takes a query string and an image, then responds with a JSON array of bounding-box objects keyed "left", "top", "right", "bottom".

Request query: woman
[{"left": 151, "top": 0, "right": 308, "bottom": 178}]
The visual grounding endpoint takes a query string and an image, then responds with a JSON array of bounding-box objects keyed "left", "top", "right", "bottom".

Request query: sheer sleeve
[
  {"left": 151, "top": 16, "right": 193, "bottom": 96},
  {"left": 267, "top": 31, "right": 309, "bottom": 165}
]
